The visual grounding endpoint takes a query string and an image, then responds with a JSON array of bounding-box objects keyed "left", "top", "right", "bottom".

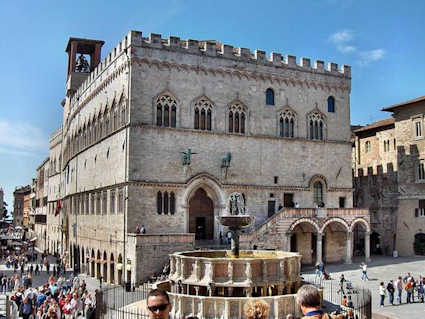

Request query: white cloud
[
  {"left": 337, "top": 45, "right": 357, "bottom": 53},
  {"left": 328, "top": 30, "right": 385, "bottom": 66},
  {"left": 0, "top": 120, "right": 48, "bottom": 157},
  {"left": 329, "top": 30, "right": 354, "bottom": 44},
  {"left": 358, "top": 49, "right": 386, "bottom": 65}
]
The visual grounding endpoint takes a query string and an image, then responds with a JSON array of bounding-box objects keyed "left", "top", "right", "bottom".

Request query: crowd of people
[
  {"left": 9, "top": 274, "right": 96, "bottom": 318},
  {"left": 378, "top": 272, "right": 425, "bottom": 307},
  {"left": 0, "top": 249, "right": 97, "bottom": 319}
]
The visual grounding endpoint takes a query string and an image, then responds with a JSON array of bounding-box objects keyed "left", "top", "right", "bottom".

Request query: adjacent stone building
[
  {"left": 352, "top": 118, "right": 398, "bottom": 254},
  {"left": 353, "top": 95, "right": 425, "bottom": 256},
  {"left": 30, "top": 158, "right": 49, "bottom": 251},
  {"left": 38, "top": 30, "right": 371, "bottom": 285},
  {"left": 13, "top": 185, "right": 31, "bottom": 227}
]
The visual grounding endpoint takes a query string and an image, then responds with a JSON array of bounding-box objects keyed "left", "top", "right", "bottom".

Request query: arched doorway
[
  {"left": 96, "top": 250, "right": 101, "bottom": 279},
  {"left": 189, "top": 188, "right": 214, "bottom": 240},
  {"left": 110, "top": 254, "right": 115, "bottom": 284},
  {"left": 103, "top": 251, "right": 108, "bottom": 281},
  {"left": 370, "top": 232, "right": 382, "bottom": 255},
  {"left": 117, "top": 254, "right": 123, "bottom": 285},
  {"left": 91, "top": 250, "right": 95, "bottom": 277},
  {"left": 81, "top": 247, "right": 85, "bottom": 273},
  {"left": 352, "top": 223, "right": 367, "bottom": 257},
  {"left": 290, "top": 221, "right": 320, "bottom": 265},
  {"left": 74, "top": 245, "right": 80, "bottom": 273},
  {"left": 321, "top": 220, "right": 349, "bottom": 263},
  {"left": 414, "top": 233, "right": 425, "bottom": 255}
]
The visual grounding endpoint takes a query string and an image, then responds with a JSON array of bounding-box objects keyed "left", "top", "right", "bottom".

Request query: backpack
[{"left": 405, "top": 282, "right": 412, "bottom": 291}]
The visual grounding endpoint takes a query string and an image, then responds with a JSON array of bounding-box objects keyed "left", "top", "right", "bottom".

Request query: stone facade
[
  {"left": 13, "top": 185, "right": 31, "bottom": 227},
  {"left": 38, "top": 30, "right": 371, "bottom": 285},
  {"left": 30, "top": 158, "right": 49, "bottom": 252},
  {"left": 384, "top": 97, "right": 425, "bottom": 256},
  {"left": 353, "top": 95, "right": 425, "bottom": 256},
  {"left": 352, "top": 119, "right": 398, "bottom": 254}
]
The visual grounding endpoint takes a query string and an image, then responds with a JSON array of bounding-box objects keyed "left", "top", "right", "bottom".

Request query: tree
[{"left": 2, "top": 201, "right": 8, "bottom": 220}]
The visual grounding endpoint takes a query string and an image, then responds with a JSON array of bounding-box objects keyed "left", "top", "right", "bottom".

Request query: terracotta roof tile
[
  {"left": 382, "top": 95, "right": 425, "bottom": 112},
  {"left": 353, "top": 117, "right": 394, "bottom": 133}
]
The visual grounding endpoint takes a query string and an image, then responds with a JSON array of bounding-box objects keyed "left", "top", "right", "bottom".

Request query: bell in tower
[{"left": 65, "top": 37, "right": 105, "bottom": 96}]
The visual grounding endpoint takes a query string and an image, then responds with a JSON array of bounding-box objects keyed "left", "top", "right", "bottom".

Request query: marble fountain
[{"left": 155, "top": 192, "right": 305, "bottom": 318}]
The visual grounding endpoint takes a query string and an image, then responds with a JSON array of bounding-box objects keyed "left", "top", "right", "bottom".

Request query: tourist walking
[
  {"left": 405, "top": 279, "right": 413, "bottom": 303},
  {"left": 386, "top": 280, "right": 395, "bottom": 305},
  {"left": 379, "top": 282, "right": 386, "bottom": 307},
  {"left": 360, "top": 262, "right": 369, "bottom": 281},
  {"left": 338, "top": 274, "right": 345, "bottom": 295},
  {"left": 417, "top": 279, "right": 424, "bottom": 303}
]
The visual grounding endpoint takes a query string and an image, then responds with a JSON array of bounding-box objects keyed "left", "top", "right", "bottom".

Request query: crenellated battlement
[
  {"left": 130, "top": 30, "right": 351, "bottom": 78},
  {"left": 69, "top": 30, "right": 351, "bottom": 108}
]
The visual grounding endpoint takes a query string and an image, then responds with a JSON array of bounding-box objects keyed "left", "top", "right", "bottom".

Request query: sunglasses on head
[{"left": 148, "top": 304, "right": 169, "bottom": 312}]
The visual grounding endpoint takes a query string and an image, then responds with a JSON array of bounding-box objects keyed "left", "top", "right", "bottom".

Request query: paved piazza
[{"left": 303, "top": 256, "right": 425, "bottom": 319}]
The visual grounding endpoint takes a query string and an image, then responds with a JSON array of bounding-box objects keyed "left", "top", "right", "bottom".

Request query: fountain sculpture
[{"left": 156, "top": 192, "right": 304, "bottom": 318}]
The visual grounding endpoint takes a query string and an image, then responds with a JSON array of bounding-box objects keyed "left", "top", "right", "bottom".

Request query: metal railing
[
  {"left": 101, "top": 284, "right": 151, "bottom": 318},
  {"left": 101, "top": 277, "right": 371, "bottom": 319},
  {"left": 303, "top": 274, "right": 372, "bottom": 319}
]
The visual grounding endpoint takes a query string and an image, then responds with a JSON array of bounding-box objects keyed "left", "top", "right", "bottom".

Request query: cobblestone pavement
[{"left": 302, "top": 255, "right": 425, "bottom": 319}]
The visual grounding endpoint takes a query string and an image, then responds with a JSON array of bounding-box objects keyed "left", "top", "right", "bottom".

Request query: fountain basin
[
  {"left": 169, "top": 250, "right": 301, "bottom": 289},
  {"left": 216, "top": 215, "right": 254, "bottom": 228}
]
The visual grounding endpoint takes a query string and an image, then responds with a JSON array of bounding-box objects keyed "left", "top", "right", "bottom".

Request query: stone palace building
[
  {"left": 353, "top": 95, "right": 425, "bottom": 256},
  {"left": 34, "top": 30, "right": 370, "bottom": 285}
]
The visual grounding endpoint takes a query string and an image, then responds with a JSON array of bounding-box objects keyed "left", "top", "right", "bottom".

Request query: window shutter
[{"left": 415, "top": 208, "right": 419, "bottom": 217}]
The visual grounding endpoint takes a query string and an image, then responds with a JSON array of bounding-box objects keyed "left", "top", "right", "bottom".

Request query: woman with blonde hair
[{"left": 243, "top": 299, "right": 270, "bottom": 319}]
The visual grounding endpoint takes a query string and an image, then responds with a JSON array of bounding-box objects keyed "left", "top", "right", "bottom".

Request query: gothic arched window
[
  {"left": 120, "top": 98, "right": 127, "bottom": 127},
  {"left": 170, "top": 192, "right": 175, "bottom": 215},
  {"left": 157, "top": 191, "right": 162, "bottom": 214},
  {"left": 313, "top": 181, "right": 323, "bottom": 204},
  {"left": 229, "top": 102, "right": 247, "bottom": 134},
  {"left": 194, "top": 97, "right": 213, "bottom": 131},
  {"left": 308, "top": 111, "right": 325, "bottom": 140},
  {"left": 163, "top": 192, "right": 169, "bottom": 214},
  {"left": 194, "top": 108, "right": 199, "bottom": 129},
  {"left": 279, "top": 110, "right": 296, "bottom": 138},
  {"left": 327, "top": 96, "right": 335, "bottom": 113},
  {"left": 266, "top": 88, "right": 275, "bottom": 105},
  {"left": 229, "top": 111, "right": 233, "bottom": 133},
  {"left": 156, "top": 94, "right": 177, "bottom": 128}
]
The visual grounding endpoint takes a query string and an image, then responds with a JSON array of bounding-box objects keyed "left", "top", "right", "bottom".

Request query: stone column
[
  {"left": 170, "top": 256, "right": 175, "bottom": 277},
  {"left": 279, "top": 260, "right": 285, "bottom": 281},
  {"left": 316, "top": 232, "right": 323, "bottom": 265},
  {"left": 228, "top": 261, "right": 233, "bottom": 283},
  {"left": 345, "top": 231, "right": 352, "bottom": 264},
  {"left": 200, "top": 299, "right": 205, "bottom": 318},
  {"left": 365, "top": 231, "right": 371, "bottom": 262},
  {"left": 181, "top": 258, "right": 186, "bottom": 279},
  {"left": 245, "top": 261, "right": 253, "bottom": 284},
  {"left": 285, "top": 233, "right": 292, "bottom": 251},
  {"left": 175, "top": 258, "right": 181, "bottom": 278},
  {"left": 224, "top": 299, "right": 230, "bottom": 319},
  {"left": 195, "top": 259, "right": 201, "bottom": 281},
  {"left": 262, "top": 261, "right": 268, "bottom": 281}
]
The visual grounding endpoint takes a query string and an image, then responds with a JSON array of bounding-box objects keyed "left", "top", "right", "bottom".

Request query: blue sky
[{"left": 1, "top": 0, "right": 424, "bottom": 206}]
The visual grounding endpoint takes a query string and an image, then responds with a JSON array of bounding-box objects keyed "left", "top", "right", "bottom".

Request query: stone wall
[{"left": 128, "top": 234, "right": 194, "bottom": 284}]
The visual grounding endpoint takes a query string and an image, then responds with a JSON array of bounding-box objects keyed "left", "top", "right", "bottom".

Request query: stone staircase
[{"left": 241, "top": 210, "right": 291, "bottom": 250}]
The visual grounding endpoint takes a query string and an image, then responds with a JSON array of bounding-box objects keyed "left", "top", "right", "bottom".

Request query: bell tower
[{"left": 65, "top": 37, "right": 105, "bottom": 96}]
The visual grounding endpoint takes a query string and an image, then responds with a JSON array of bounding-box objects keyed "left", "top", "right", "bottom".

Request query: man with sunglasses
[{"left": 147, "top": 288, "right": 172, "bottom": 319}]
